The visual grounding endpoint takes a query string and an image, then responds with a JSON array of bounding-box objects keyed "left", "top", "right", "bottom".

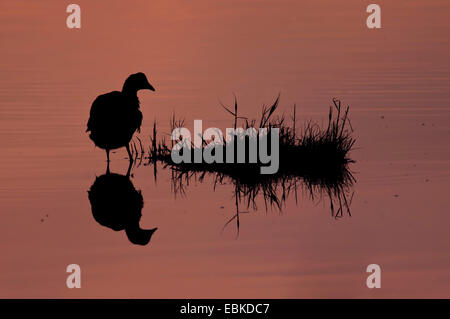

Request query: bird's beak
[{"left": 145, "top": 80, "right": 155, "bottom": 91}]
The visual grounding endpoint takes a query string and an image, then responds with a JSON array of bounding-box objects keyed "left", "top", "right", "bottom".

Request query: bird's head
[
  {"left": 125, "top": 226, "right": 158, "bottom": 246},
  {"left": 122, "top": 72, "right": 155, "bottom": 94}
]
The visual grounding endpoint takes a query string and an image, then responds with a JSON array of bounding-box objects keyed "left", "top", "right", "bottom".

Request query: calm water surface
[{"left": 1, "top": 0, "right": 450, "bottom": 297}]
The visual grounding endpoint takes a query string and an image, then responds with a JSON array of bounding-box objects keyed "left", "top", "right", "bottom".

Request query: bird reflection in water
[{"left": 88, "top": 162, "right": 157, "bottom": 245}]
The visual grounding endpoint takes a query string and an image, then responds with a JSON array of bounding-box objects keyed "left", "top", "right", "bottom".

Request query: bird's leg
[
  {"left": 126, "top": 158, "right": 133, "bottom": 178},
  {"left": 105, "top": 149, "right": 111, "bottom": 174},
  {"left": 126, "top": 144, "right": 133, "bottom": 163}
]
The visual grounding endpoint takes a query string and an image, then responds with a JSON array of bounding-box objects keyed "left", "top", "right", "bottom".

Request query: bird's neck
[
  {"left": 122, "top": 89, "right": 140, "bottom": 107},
  {"left": 122, "top": 85, "right": 138, "bottom": 95}
]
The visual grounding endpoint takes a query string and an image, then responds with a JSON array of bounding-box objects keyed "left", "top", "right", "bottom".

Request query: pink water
[{"left": 1, "top": 0, "right": 450, "bottom": 298}]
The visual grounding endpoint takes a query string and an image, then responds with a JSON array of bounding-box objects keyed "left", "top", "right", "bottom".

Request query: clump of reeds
[{"left": 145, "top": 96, "right": 355, "bottom": 220}]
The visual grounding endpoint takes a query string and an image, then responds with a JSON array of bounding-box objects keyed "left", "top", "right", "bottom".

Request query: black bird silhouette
[
  {"left": 86, "top": 72, "right": 155, "bottom": 162},
  {"left": 88, "top": 163, "right": 158, "bottom": 245}
]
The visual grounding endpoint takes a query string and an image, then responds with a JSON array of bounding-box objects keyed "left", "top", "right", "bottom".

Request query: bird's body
[
  {"left": 87, "top": 91, "right": 142, "bottom": 150},
  {"left": 86, "top": 73, "right": 155, "bottom": 161}
]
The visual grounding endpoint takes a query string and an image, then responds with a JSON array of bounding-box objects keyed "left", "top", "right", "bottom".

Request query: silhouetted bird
[
  {"left": 88, "top": 165, "right": 158, "bottom": 245},
  {"left": 86, "top": 72, "right": 155, "bottom": 162}
]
